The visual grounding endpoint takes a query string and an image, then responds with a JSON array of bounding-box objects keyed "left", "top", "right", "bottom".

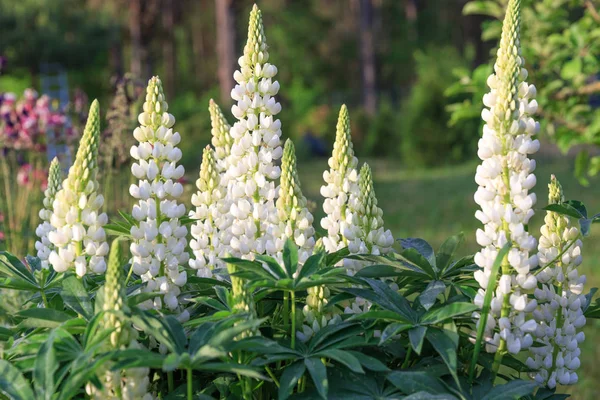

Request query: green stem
[
  {"left": 265, "top": 366, "right": 279, "bottom": 388},
  {"left": 469, "top": 243, "right": 511, "bottom": 383},
  {"left": 40, "top": 290, "right": 49, "bottom": 308},
  {"left": 283, "top": 292, "right": 289, "bottom": 329},
  {"left": 401, "top": 346, "right": 412, "bottom": 369},
  {"left": 168, "top": 371, "right": 174, "bottom": 393},
  {"left": 291, "top": 291, "right": 296, "bottom": 349},
  {"left": 125, "top": 261, "right": 134, "bottom": 285},
  {"left": 491, "top": 256, "right": 512, "bottom": 382},
  {"left": 187, "top": 368, "right": 192, "bottom": 400}
]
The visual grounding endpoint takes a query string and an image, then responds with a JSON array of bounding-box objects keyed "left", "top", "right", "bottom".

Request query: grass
[{"left": 297, "top": 154, "right": 600, "bottom": 400}]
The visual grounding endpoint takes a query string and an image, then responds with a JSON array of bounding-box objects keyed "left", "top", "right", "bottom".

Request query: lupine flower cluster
[
  {"left": 224, "top": 4, "right": 284, "bottom": 260},
  {"left": 526, "top": 175, "right": 585, "bottom": 388},
  {"left": 346, "top": 164, "right": 394, "bottom": 273},
  {"left": 472, "top": 0, "right": 540, "bottom": 356},
  {"left": 189, "top": 146, "right": 227, "bottom": 278},
  {"left": 34, "top": 157, "right": 62, "bottom": 269},
  {"left": 0, "top": 89, "right": 78, "bottom": 152},
  {"left": 276, "top": 139, "right": 316, "bottom": 264},
  {"left": 48, "top": 100, "right": 108, "bottom": 276},
  {"left": 87, "top": 240, "right": 154, "bottom": 400},
  {"left": 320, "top": 105, "right": 359, "bottom": 255},
  {"left": 129, "top": 77, "right": 189, "bottom": 317}
]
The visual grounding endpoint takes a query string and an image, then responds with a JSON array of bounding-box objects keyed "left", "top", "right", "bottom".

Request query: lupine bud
[
  {"left": 276, "top": 139, "right": 316, "bottom": 264},
  {"left": 208, "top": 99, "right": 233, "bottom": 172},
  {"left": 320, "top": 105, "right": 359, "bottom": 253},
  {"left": 472, "top": 0, "right": 538, "bottom": 356},
  {"left": 129, "top": 76, "right": 188, "bottom": 317},
  {"left": 527, "top": 175, "right": 585, "bottom": 388},
  {"left": 224, "top": 4, "right": 283, "bottom": 262},
  {"left": 87, "top": 240, "right": 155, "bottom": 400},
  {"left": 35, "top": 157, "right": 62, "bottom": 269},
  {"left": 48, "top": 100, "right": 107, "bottom": 277},
  {"left": 227, "top": 261, "right": 258, "bottom": 338},
  {"left": 189, "top": 146, "right": 228, "bottom": 277}
]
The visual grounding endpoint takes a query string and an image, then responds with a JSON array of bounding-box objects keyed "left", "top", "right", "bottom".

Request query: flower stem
[
  {"left": 168, "top": 371, "right": 174, "bottom": 393},
  {"left": 187, "top": 368, "right": 192, "bottom": 400},
  {"left": 291, "top": 291, "right": 296, "bottom": 349},
  {"left": 265, "top": 366, "right": 279, "bottom": 388}
]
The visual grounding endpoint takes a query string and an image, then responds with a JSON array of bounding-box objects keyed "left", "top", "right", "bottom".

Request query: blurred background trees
[{"left": 0, "top": 0, "right": 598, "bottom": 172}]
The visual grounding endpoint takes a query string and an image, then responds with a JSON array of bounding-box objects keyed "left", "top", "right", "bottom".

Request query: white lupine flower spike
[
  {"left": 129, "top": 76, "right": 189, "bottom": 318},
  {"left": 320, "top": 104, "right": 359, "bottom": 254},
  {"left": 472, "top": 0, "right": 540, "bottom": 363},
  {"left": 48, "top": 100, "right": 108, "bottom": 277},
  {"left": 225, "top": 4, "right": 284, "bottom": 261},
  {"left": 346, "top": 163, "right": 394, "bottom": 274},
  {"left": 527, "top": 175, "right": 585, "bottom": 388},
  {"left": 189, "top": 146, "right": 228, "bottom": 277},
  {"left": 276, "top": 139, "right": 316, "bottom": 264},
  {"left": 209, "top": 99, "right": 233, "bottom": 172},
  {"left": 35, "top": 157, "right": 62, "bottom": 269}
]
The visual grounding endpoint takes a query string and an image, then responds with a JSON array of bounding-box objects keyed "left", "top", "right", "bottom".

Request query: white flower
[
  {"left": 276, "top": 139, "right": 316, "bottom": 264},
  {"left": 527, "top": 175, "right": 585, "bottom": 388},
  {"left": 48, "top": 100, "right": 108, "bottom": 277},
  {"left": 35, "top": 157, "right": 62, "bottom": 269},
  {"left": 224, "top": 4, "right": 283, "bottom": 261},
  {"left": 320, "top": 104, "right": 359, "bottom": 254},
  {"left": 472, "top": 0, "right": 539, "bottom": 356},
  {"left": 189, "top": 146, "right": 229, "bottom": 277},
  {"left": 344, "top": 163, "right": 394, "bottom": 275},
  {"left": 130, "top": 76, "right": 188, "bottom": 316}
]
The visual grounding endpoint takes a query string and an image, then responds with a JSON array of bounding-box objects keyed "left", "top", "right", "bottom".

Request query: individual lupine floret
[
  {"left": 225, "top": 4, "right": 283, "bottom": 260},
  {"left": 276, "top": 139, "right": 316, "bottom": 264},
  {"left": 472, "top": 0, "right": 540, "bottom": 358},
  {"left": 189, "top": 146, "right": 229, "bottom": 277},
  {"left": 320, "top": 105, "right": 359, "bottom": 254},
  {"left": 48, "top": 100, "right": 109, "bottom": 276},
  {"left": 345, "top": 163, "right": 394, "bottom": 275},
  {"left": 129, "top": 76, "right": 189, "bottom": 316},
  {"left": 35, "top": 157, "right": 62, "bottom": 269},
  {"left": 87, "top": 240, "right": 154, "bottom": 400},
  {"left": 526, "top": 176, "right": 586, "bottom": 388},
  {"left": 209, "top": 99, "right": 233, "bottom": 172},
  {"left": 227, "top": 262, "right": 259, "bottom": 339}
]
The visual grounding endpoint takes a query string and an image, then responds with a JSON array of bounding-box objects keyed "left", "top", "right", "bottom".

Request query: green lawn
[{"left": 298, "top": 154, "right": 600, "bottom": 400}]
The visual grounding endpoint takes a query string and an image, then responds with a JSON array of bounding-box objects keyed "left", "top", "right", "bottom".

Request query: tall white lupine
[
  {"left": 320, "top": 105, "right": 359, "bottom": 254},
  {"left": 48, "top": 100, "right": 108, "bottom": 276},
  {"left": 189, "top": 146, "right": 228, "bottom": 277},
  {"left": 35, "top": 157, "right": 62, "bottom": 269},
  {"left": 527, "top": 176, "right": 586, "bottom": 388},
  {"left": 129, "top": 77, "right": 189, "bottom": 316},
  {"left": 345, "top": 163, "right": 394, "bottom": 274},
  {"left": 209, "top": 99, "right": 233, "bottom": 172},
  {"left": 276, "top": 139, "right": 315, "bottom": 264},
  {"left": 472, "top": 0, "right": 540, "bottom": 358},
  {"left": 226, "top": 4, "right": 284, "bottom": 260},
  {"left": 87, "top": 240, "right": 154, "bottom": 400}
]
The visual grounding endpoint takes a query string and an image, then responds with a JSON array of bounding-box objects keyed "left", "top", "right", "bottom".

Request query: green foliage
[
  {"left": 448, "top": 0, "right": 600, "bottom": 183},
  {"left": 399, "top": 46, "right": 478, "bottom": 166}
]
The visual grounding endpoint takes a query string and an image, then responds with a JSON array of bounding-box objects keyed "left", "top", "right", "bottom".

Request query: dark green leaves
[
  {"left": 33, "top": 331, "right": 58, "bottom": 400},
  {"left": 61, "top": 275, "right": 94, "bottom": 320},
  {"left": 0, "top": 360, "right": 34, "bottom": 400}
]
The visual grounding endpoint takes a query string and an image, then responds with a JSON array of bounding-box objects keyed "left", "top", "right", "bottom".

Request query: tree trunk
[
  {"left": 129, "top": 0, "right": 143, "bottom": 78},
  {"left": 162, "top": 0, "right": 176, "bottom": 98},
  {"left": 403, "top": 0, "right": 418, "bottom": 42},
  {"left": 215, "top": 0, "right": 236, "bottom": 104},
  {"left": 359, "top": 0, "right": 377, "bottom": 115}
]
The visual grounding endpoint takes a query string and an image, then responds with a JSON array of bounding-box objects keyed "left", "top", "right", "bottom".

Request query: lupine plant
[{"left": 0, "top": 3, "right": 599, "bottom": 400}]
